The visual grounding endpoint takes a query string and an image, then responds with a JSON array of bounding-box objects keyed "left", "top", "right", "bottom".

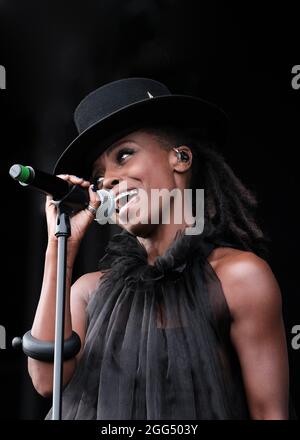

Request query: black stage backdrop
[{"left": 0, "top": 0, "right": 299, "bottom": 420}]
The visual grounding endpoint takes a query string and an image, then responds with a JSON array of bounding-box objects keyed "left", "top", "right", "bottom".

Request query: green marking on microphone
[{"left": 9, "top": 164, "right": 31, "bottom": 183}]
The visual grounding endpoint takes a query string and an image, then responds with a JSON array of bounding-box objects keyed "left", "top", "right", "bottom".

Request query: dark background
[{"left": 0, "top": 1, "right": 299, "bottom": 420}]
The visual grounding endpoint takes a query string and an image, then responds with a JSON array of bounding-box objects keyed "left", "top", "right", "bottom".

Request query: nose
[{"left": 102, "top": 176, "right": 120, "bottom": 191}]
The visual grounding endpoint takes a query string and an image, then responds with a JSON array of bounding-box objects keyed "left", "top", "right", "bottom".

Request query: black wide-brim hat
[{"left": 54, "top": 77, "right": 229, "bottom": 179}]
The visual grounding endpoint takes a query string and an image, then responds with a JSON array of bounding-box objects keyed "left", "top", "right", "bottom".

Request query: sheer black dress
[{"left": 46, "top": 228, "right": 250, "bottom": 419}]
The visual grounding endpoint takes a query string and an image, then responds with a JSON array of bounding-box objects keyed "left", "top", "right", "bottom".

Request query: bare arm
[
  {"left": 216, "top": 252, "right": 289, "bottom": 419},
  {"left": 28, "top": 175, "right": 101, "bottom": 397}
]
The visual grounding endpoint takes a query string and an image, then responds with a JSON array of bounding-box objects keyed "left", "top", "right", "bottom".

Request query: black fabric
[{"left": 46, "top": 229, "right": 250, "bottom": 420}]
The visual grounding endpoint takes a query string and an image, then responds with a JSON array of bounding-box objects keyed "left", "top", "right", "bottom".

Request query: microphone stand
[
  {"left": 9, "top": 175, "right": 91, "bottom": 420},
  {"left": 50, "top": 185, "right": 91, "bottom": 419},
  {"left": 52, "top": 201, "right": 71, "bottom": 420}
]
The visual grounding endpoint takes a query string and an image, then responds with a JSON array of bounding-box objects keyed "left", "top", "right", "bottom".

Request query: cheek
[
  {"left": 128, "top": 162, "right": 148, "bottom": 181},
  {"left": 149, "top": 166, "right": 174, "bottom": 190},
  {"left": 130, "top": 156, "right": 174, "bottom": 190},
  {"left": 142, "top": 159, "right": 174, "bottom": 188}
]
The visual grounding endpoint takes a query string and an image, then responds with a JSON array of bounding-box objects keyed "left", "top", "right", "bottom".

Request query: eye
[
  {"left": 91, "top": 147, "right": 135, "bottom": 187},
  {"left": 116, "top": 147, "right": 134, "bottom": 163}
]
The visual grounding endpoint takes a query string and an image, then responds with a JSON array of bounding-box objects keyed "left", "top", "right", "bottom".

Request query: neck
[
  {"left": 137, "top": 220, "right": 190, "bottom": 266},
  {"left": 133, "top": 191, "right": 195, "bottom": 265}
]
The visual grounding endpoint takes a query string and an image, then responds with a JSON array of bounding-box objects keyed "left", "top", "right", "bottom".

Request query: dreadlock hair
[{"left": 140, "top": 124, "right": 270, "bottom": 260}]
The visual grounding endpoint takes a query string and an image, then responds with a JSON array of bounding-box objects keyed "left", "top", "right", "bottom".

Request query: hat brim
[{"left": 53, "top": 94, "right": 229, "bottom": 179}]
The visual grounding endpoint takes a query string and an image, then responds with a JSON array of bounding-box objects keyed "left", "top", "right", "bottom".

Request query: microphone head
[
  {"left": 9, "top": 164, "right": 34, "bottom": 186},
  {"left": 95, "top": 189, "right": 116, "bottom": 223}
]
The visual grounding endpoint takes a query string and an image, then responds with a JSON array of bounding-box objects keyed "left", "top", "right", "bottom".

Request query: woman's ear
[{"left": 169, "top": 146, "right": 192, "bottom": 173}]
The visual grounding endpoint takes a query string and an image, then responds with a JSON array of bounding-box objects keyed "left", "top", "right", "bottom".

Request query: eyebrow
[{"left": 92, "top": 138, "right": 138, "bottom": 177}]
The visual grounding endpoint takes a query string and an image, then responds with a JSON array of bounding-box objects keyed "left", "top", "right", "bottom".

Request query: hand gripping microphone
[{"left": 9, "top": 164, "right": 115, "bottom": 219}]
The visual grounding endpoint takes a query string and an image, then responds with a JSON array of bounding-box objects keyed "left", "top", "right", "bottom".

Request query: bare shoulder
[
  {"left": 71, "top": 270, "right": 104, "bottom": 304},
  {"left": 207, "top": 247, "right": 289, "bottom": 419},
  {"left": 207, "top": 247, "right": 282, "bottom": 321}
]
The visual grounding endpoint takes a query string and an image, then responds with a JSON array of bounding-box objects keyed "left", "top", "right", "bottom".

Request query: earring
[{"left": 173, "top": 148, "right": 189, "bottom": 162}]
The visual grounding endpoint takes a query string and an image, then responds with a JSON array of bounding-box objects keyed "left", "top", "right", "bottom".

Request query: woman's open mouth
[{"left": 115, "top": 189, "right": 139, "bottom": 214}]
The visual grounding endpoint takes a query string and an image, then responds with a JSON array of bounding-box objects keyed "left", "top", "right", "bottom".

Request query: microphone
[{"left": 9, "top": 164, "right": 115, "bottom": 219}]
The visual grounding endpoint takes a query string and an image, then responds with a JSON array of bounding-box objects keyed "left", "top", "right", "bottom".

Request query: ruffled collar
[{"left": 98, "top": 229, "right": 215, "bottom": 283}]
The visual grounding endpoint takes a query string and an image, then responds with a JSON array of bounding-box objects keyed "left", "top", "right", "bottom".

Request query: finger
[
  {"left": 80, "top": 180, "right": 91, "bottom": 188},
  {"left": 45, "top": 194, "right": 54, "bottom": 206},
  {"left": 88, "top": 184, "right": 101, "bottom": 208},
  {"left": 56, "top": 174, "right": 69, "bottom": 180},
  {"left": 83, "top": 186, "right": 100, "bottom": 219},
  {"left": 45, "top": 199, "right": 57, "bottom": 212},
  {"left": 65, "top": 175, "right": 84, "bottom": 185},
  {"left": 57, "top": 174, "right": 91, "bottom": 188},
  {"left": 56, "top": 174, "right": 83, "bottom": 183}
]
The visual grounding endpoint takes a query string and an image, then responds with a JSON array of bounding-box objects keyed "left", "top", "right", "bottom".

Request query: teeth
[
  {"left": 115, "top": 189, "right": 138, "bottom": 201},
  {"left": 115, "top": 189, "right": 138, "bottom": 210}
]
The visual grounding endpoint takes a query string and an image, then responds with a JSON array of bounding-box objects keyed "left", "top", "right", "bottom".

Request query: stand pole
[{"left": 52, "top": 206, "right": 71, "bottom": 420}]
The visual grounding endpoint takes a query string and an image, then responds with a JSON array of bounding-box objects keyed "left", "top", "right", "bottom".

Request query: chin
[
  {"left": 121, "top": 222, "right": 155, "bottom": 238},
  {"left": 115, "top": 203, "right": 163, "bottom": 237},
  {"left": 117, "top": 213, "right": 157, "bottom": 238}
]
